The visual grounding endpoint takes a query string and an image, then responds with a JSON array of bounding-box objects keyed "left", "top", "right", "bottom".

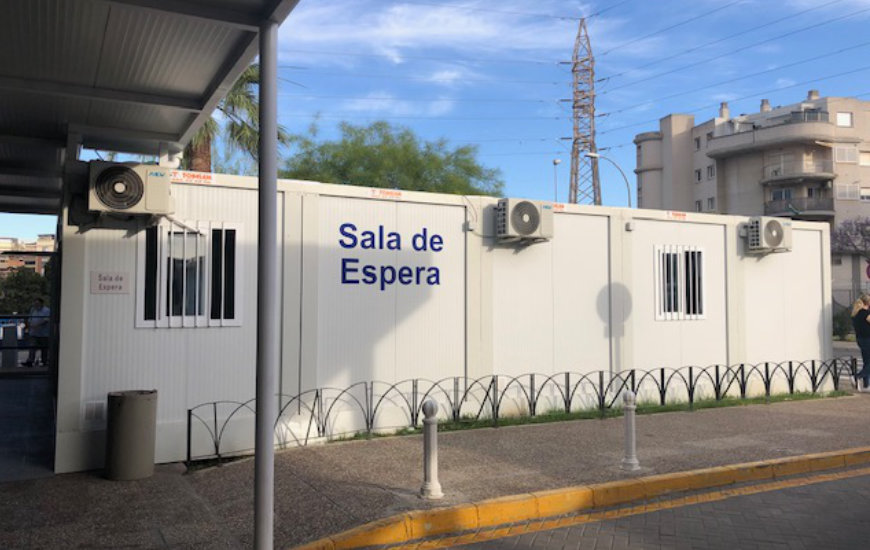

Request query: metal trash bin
[{"left": 105, "top": 389, "right": 157, "bottom": 480}]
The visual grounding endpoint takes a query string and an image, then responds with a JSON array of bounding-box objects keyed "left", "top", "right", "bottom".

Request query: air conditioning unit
[
  {"left": 88, "top": 162, "right": 174, "bottom": 215},
  {"left": 496, "top": 198, "right": 554, "bottom": 240},
  {"left": 746, "top": 216, "right": 792, "bottom": 253}
]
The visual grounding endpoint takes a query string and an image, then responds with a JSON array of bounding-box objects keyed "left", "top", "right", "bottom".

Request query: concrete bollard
[
  {"left": 420, "top": 400, "right": 444, "bottom": 499},
  {"left": 621, "top": 390, "right": 641, "bottom": 471}
]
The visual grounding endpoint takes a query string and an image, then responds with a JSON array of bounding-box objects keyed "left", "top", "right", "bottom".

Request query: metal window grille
[
  {"left": 655, "top": 245, "right": 705, "bottom": 321},
  {"left": 138, "top": 220, "right": 242, "bottom": 328}
]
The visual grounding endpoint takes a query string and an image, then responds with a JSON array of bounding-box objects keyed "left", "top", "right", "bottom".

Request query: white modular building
[{"left": 55, "top": 170, "right": 833, "bottom": 473}]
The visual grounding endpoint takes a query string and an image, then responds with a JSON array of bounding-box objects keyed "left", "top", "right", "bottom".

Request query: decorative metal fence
[{"left": 187, "top": 358, "right": 859, "bottom": 463}]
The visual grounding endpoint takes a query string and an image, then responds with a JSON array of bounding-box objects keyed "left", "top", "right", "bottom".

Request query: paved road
[{"left": 462, "top": 472, "right": 870, "bottom": 550}]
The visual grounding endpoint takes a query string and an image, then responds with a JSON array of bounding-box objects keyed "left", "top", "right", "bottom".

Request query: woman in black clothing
[{"left": 851, "top": 294, "right": 870, "bottom": 390}]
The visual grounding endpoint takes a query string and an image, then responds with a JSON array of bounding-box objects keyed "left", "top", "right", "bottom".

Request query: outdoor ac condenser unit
[
  {"left": 746, "top": 216, "right": 792, "bottom": 253},
  {"left": 88, "top": 162, "right": 174, "bottom": 215},
  {"left": 496, "top": 198, "right": 554, "bottom": 240}
]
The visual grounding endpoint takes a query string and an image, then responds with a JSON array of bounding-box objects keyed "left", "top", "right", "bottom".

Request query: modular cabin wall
[
  {"left": 738, "top": 225, "right": 832, "bottom": 365},
  {"left": 56, "top": 183, "right": 267, "bottom": 472},
  {"left": 626, "top": 218, "right": 729, "bottom": 371},
  {"left": 55, "top": 173, "right": 833, "bottom": 471},
  {"left": 291, "top": 193, "right": 467, "bottom": 391},
  {"left": 480, "top": 207, "right": 612, "bottom": 376}
]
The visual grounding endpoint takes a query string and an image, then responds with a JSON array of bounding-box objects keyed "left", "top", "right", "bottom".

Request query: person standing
[
  {"left": 851, "top": 294, "right": 870, "bottom": 390},
  {"left": 22, "top": 297, "right": 50, "bottom": 367}
]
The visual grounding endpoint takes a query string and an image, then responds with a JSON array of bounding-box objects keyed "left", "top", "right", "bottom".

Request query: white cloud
[
  {"left": 339, "top": 91, "right": 456, "bottom": 117},
  {"left": 279, "top": 0, "right": 597, "bottom": 64},
  {"left": 775, "top": 78, "right": 797, "bottom": 88}
]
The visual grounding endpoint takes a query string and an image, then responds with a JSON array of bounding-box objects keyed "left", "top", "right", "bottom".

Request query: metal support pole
[
  {"left": 621, "top": 390, "right": 640, "bottom": 471},
  {"left": 420, "top": 400, "right": 444, "bottom": 499},
  {"left": 254, "top": 17, "right": 279, "bottom": 550}
]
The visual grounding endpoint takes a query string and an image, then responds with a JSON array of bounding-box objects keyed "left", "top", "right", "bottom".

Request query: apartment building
[
  {"left": 0, "top": 234, "right": 55, "bottom": 277},
  {"left": 634, "top": 90, "right": 870, "bottom": 305}
]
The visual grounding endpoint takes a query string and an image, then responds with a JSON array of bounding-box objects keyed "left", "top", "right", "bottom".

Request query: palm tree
[{"left": 183, "top": 64, "right": 289, "bottom": 173}]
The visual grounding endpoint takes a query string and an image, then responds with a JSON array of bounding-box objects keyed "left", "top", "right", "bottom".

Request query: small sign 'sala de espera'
[{"left": 337, "top": 223, "right": 443, "bottom": 291}]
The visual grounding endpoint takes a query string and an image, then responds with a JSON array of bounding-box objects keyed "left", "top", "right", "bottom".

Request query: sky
[{"left": 3, "top": 0, "right": 870, "bottom": 239}]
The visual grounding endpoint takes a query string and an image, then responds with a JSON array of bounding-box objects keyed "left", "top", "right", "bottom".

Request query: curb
[{"left": 292, "top": 446, "right": 870, "bottom": 549}]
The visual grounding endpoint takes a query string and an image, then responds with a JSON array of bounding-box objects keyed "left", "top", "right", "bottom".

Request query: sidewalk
[{"left": 3, "top": 392, "right": 870, "bottom": 549}]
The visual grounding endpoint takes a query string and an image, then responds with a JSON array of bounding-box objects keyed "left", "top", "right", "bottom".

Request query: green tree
[
  {"left": 280, "top": 121, "right": 503, "bottom": 196},
  {"left": 183, "top": 64, "right": 290, "bottom": 173},
  {"left": 0, "top": 268, "right": 49, "bottom": 315}
]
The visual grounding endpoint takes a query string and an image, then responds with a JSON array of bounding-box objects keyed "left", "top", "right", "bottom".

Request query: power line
[
  {"left": 277, "top": 66, "right": 563, "bottom": 86},
  {"left": 601, "top": 3, "right": 870, "bottom": 95},
  {"left": 281, "top": 48, "right": 565, "bottom": 67},
  {"left": 598, "top": 64, "right": 870, "bottom": 136},
  {"left": 277, "top": 93, "right": 555, "bottom": 104},
  {"left": 596, "top": 90, "right": 870, "bottom": 152},
  {"left": 396, "top": 1, "right": 581, "bottom": 21},
  {"left": 588, "top": 0, "right": 636, "bottom": 19},
  {"left": 278, "top": 112, "right": 566, "bottom": 121},
  {"left": 598, "top": 0, "right": 845, "bottom": 82},
  {"left": 599, "top": 0, "right": 744, "bottom": 57},
  {"left": 598, "top": 38, "right": 870, "bottom": 118}
]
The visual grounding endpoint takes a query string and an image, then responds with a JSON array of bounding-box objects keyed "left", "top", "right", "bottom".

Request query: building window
[
  {"left": 694, "top": 137, "right": 701, "bottom": 150},
  {"left": 832, "top": 255, "right": 843, "bottom": 266},
  {"left": 695, "top": 200, "right": 702, "bottom": 212},
  {"left": 694, "top": 169, "right": 702, "bottom": 183},
  {"left": 655, "top": 246, "right": 705, "bottom": 321},
  {"left": 707, "top": 165, "right": 715, "bottom": 179},
  {"left": 835, "top": 145, "right": 858, "bottom": 163},
  {"left": 860, "top": 152, "right": 870, "bottom": 166},
  {"left": 807, "top": 186, "right": 824, "bottom": 198},
  {"left": 836, "top": 183, "right": 860, "bottom": 200},
  {"left": 771, "top": 188, "right": 792, "bottom": 201},
  {"left": 836, "top": 112, "right": 853, "bottom": 127},
  {"left": 137, "top": 220, "right": 242, "bottom": 328},
  {"left": 707, "top": 197, "right": 715, "bottom": 210},
  {"left": 861, "top": 188, "right": 870, "bottom": 202},
  {"left": 706, "top": 131, "right": 714, "bottom": 143}
]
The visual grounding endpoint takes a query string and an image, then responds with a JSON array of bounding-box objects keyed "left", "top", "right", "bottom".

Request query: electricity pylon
[{"left": 567, "top": 18, "right": 600, "bottom": 205}]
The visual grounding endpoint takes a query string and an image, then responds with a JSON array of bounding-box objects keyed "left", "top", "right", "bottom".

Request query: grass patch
[{"left": 328, "top": 390, "right": 848, "bottom": 443}]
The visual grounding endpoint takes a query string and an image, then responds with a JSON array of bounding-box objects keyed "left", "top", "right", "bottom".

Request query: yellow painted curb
[{"left": 291, "top": 446, "right": 870, "bottom": 549}]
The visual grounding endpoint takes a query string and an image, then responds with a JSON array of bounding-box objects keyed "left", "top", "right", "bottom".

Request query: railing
[
  {"left": 763, "top": 159, "right": 833, "bottom": 180},
  {"left": 1, "top": 315, "right": 52, "bottom": 369},
  {"left": 186, "top": 358, "right": 858, "bottom": 463},
  {"left": 764, "top": 197, "right": 835, "bottom": 216}
]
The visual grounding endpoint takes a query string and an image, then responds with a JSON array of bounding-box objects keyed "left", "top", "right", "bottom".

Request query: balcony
[
  {"left": 760, "top": 159, "right": 835, "bottom": 186},
  {"left": 706, "top": 110, "right": 856, "bottom": 158},
  {"left": 763, "top": 196, "right": 835, "bottom": 219}
]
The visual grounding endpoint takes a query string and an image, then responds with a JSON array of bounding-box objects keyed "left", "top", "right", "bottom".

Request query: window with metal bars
[
  {"left": 655, "top": 245, "right": 705, "bottom": 321},
  {"left": 137, "top": 220, "right": 242, "bottom": 328}
]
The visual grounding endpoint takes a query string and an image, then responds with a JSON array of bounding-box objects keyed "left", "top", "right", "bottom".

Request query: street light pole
[
  {"left": 552, "top": 159, "right": 561, "bottom": 202},
  {"left": 585, "top": 152, "right": 632, "bottom": 208}
]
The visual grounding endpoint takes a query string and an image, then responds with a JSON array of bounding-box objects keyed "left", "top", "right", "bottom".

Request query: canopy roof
[{"left": 0, "top": 0, "right": 300, "bottom": 214}]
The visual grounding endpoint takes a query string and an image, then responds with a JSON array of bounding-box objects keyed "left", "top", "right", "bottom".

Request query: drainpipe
[{"left": 254, "top": 17, "right": 279, "bottom": 550}]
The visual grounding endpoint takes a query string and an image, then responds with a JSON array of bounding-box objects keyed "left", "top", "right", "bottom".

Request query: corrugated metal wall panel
[
  {"left": 311, "top": 196, "right": 466, "bottom": 388},
  {"left": 394, "top": 202, "right": 465, "bottom": 381},
  {"left": 0, "top": 0, "right": 106, "bottom": 84},
  {"left": 96, "top": 6, "right": 243, "bottom": 96},
  {"left": 0, "top": 92, "right": 89, "bottom": 139},
  {"left": 86, "top": 103, "right": 190, "bottom": 136},
  {"left": 80, "top": 184, "right": 265, "bottom": 425}
]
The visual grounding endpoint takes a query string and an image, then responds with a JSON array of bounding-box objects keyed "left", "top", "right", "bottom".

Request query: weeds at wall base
[{"left": 333, "top": 391, "right": 848, "bottom": 442}]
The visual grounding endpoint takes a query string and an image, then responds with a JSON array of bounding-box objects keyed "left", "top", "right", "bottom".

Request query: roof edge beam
[
  {"left": 0, "top": 200, "right": 60, "bottom": 215},
  {"left": 0, "top": 76, "right": 202, "bottom": 112},
  {"left": 0, "top": 133, "right": 66, "bottom": 149},
  {"left": 0, "top": 165, "right": 63, "bottom": 178},
  {"left": 0, "top": 184, "right": 61, "bottom": 198},
  {"left": 104, "top": 0, "right": 261, "bottom": 32}
]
